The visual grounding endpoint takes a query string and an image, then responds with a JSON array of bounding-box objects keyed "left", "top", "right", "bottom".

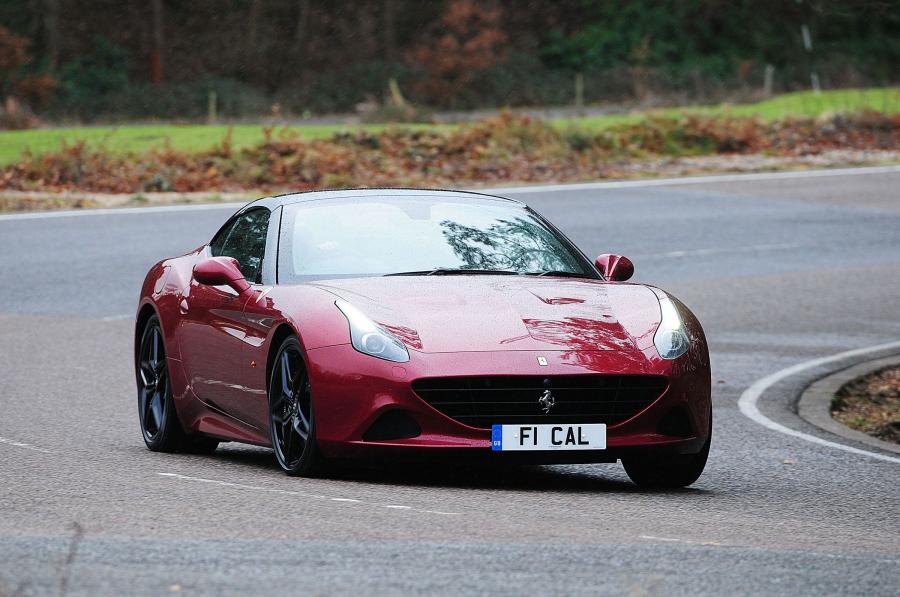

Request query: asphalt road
[{"left": 1, "top": 168, "right": 899, "bottom": 596}]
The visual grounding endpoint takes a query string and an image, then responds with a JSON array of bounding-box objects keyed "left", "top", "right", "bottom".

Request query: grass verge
[
  {"left": 831, "top": 365, "right": 900, "bottom": 444},
  {"left": 1, "top": 110, "right": 897, "bottom": 197},
  {"left": 0, "top": 87, "right": 896, "bottom": 166}
]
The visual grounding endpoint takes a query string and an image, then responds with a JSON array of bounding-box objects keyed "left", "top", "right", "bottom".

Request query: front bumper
[{"left": 307, "top": 344, "right": 711, "bottom": 462}]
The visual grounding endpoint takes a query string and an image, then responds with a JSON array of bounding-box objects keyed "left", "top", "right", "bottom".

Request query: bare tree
[
  {"left": 247, "top": 0, "right": 262, "bottom": 54},
  {"left": 294, "top": 0, "right": 310, "bottom": 52},
  {"left": 292, "top": 0, "right": 311, "bottom": 83},
  {"left": 42, "top": 0, "right": 59, "bottom": 71},
  {"left": 244, "top": 0, "right": 264, "bottom": 77},
  {"left": 383, "top": 0, "right": 396, "bottom": 61},
  {"left": 150, "top": 0, "right": 165, "bottom": 84}
]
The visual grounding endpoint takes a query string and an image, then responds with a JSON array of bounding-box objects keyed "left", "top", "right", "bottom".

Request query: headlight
[
  {"left": 654, "top": 296, "right": 690, "bottom": 360},
  {"left": 335, "top": 300, "right": 410, "bottom": 363}
]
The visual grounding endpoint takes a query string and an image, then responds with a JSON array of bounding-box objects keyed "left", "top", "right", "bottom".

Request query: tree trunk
[
  {"left": 150, "top": 0, "right": 165, "bottom": 84},
  {"left": 294, "top": 0, "right": 310, "bottom": 51},
  {"left": 247, "top": 0, "right": 262, "bottom": 55},
  {"left": 245, "top": 0, "right": 263, "bottom": 79},
  {"left": 43, "top": 0, "right": 60, "bottom": 72},
  {"left": 292, "top": 0, "right": 311, "bottom": 84},
  {"left": 383, "top": 0, "right": 396, "bottom": 61}
]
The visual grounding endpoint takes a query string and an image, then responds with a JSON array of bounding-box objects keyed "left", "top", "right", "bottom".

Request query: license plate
[{"left": 491, "top": 424, "right": 606, "bottom": 451}]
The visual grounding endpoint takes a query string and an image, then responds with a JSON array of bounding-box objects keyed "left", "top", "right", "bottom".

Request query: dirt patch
[{"left": 831, "top": 365, "right": 900, "bottom": 444}]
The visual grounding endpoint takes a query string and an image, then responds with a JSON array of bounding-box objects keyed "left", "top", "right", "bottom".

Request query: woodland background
[{"left": 1, "top": 0, "right": 898, "bottom": 123}]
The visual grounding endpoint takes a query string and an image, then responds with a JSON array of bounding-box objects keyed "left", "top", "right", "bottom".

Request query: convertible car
[{"left": 135, "top": 189, "right": 711, "bottom": 487}]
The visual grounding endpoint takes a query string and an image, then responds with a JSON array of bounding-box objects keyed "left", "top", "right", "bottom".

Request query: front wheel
[
  {"left": 137, "top": 314, "right": 218, "bottom": 454},
  {"left": 269, "top": 336, "right": 326, "bottom": 476},
  {"left": 622, "top": 410, "right": 711, "bottom": 489}
]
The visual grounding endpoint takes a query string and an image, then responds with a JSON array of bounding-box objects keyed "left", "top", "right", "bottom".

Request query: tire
[
  {"left": 137, "top": 314, "right": 218, "bottom": 454},
  {"left": 268, "top": 335, "right": 326, "bottom": 476},
  {"left": 622, "top": 409, "right": 712, "bottom": 489}
]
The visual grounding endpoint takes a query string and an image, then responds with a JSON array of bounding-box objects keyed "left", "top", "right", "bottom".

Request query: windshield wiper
[
  {"left": 385, "top": 268, "right": 521, "bottom": 276},
  {"left": 525, "top": 270, "right": 592, "bottom": 278}
]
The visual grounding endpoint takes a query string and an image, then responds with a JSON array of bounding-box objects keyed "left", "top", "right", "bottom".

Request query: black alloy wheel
[
  {"left": 269, "top": 336, "right": 324, "bottom": 476},
  {"left": 137, "top": 314, "right": 218, "bottom": 454}
]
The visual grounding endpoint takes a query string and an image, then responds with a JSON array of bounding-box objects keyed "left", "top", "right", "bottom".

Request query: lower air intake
[{"left": 362, "top": 410, "right": 422, "bottom": 441}]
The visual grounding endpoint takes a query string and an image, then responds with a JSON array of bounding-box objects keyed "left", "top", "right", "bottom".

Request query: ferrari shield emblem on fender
[
  {"left": 538, "top": 389, "right": 555, "bottom": 413},
  {"left": 537, "top": 356, "right": 548, "bottom": 366}
]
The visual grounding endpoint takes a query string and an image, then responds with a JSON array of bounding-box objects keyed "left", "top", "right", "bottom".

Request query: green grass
[
  {"left": 1, "top": 87, "right": 896, "bottom": 166},
  {"left": 559, "top": 87, "right": 900, "bottom": 131}
]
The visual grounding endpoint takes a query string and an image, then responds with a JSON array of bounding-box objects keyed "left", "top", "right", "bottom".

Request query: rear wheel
[
  {"left": 622, "top": 410, "right": 711, "bottom": 489},
  {"left": 137, "top": 314, "right": 218, "bottom": 454},
  {"left": 269, "top": 336, "right": 325, "bottom": 476}
]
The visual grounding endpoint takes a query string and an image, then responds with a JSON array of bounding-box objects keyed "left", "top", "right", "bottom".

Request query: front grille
[{"left": 412, "top": 375, "right": 667, "bottom": 429}]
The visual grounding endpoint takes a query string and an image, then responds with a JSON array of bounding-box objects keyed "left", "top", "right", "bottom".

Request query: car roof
[{"left": 242, "top": 188, "right": 524, "bottom": 212}]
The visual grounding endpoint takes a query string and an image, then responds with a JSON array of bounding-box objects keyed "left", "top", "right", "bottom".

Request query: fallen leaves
[
  {"left": 1, "top": 111, "right": 897, "bottom": 194},
  {"left": 832, "top": 365, "right": 900, "bottom": 444}
]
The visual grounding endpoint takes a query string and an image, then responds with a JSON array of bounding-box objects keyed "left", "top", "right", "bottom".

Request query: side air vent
[
  {"left": 656, "top": 405, "right": 694, "bottom": 437},
  {"left": 362, "top": 410, "right": 422, "bottom": 441}
]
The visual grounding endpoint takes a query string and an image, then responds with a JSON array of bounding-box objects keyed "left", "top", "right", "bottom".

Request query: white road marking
[
  {"left": 0, "top": 436, "right": 53, "bottom": 453},
  {"left": 635, "top": 242, "right": 800, "bottom": 260},
  {"left": 1, "top": 165, "right": 897, "bottom": 222},
  {"left": 100, "top": 313, "right": 133, "bottom": 322},
  {"left": 0, "top": 201, "right": 247, "bottom": 222},
  {"left": 738, "top": 341, "right": 900, "bottom": 465},
  {"left": 157, "top": 472, "right": 325, "bottom": 499},
  {"left": 157, "top": 472, "right": 460, "bottom": 515},
  {"left": 480, "top": 164, "right": 900, "bottom": 195},
  {"left": 639, "top": 535, "right": 723, "bottom": 546}
]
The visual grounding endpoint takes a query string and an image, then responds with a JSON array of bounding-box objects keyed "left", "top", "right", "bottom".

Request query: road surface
[{"left": 1, "top": 167, "right": 898, "bottom": 595}]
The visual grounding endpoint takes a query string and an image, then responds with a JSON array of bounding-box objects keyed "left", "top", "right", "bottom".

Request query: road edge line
[
  {"left": 0, "top": 201, "right": 248, "bottom": 222},
  {"left": 479, "top": 164, "right": 900, "bottom": 194},
  {"left": 738, "top": 341, "right": 900, "bottom": 465}
]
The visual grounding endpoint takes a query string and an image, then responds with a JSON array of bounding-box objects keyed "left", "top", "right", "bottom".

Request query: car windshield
[{"left": 277, "top": 195, "right": 596, "bottom": 282}]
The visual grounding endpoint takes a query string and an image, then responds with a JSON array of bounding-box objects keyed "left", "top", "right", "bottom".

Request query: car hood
[{"left": 312, "top": 276, "right": 662, "bottom": 356}]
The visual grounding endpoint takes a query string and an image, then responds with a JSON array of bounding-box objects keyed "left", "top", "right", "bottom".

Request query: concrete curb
[{"left": 797, "top": 355, "right": 900, "bottom": 456}]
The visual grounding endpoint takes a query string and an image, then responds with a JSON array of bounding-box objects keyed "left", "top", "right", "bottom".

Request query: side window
[{"left": 210, "top": 208, "right": 270, "bottom": 283}]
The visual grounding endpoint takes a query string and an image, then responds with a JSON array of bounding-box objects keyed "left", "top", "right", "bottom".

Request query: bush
[
  {"left": 53, "top": 36, "right": 267, "bottom": 121},
  {"left": 275, "top": 61, "right": 415, "bottom": 115},
  {"left": 57, "top": 36, "right": 129, "bottom": 120},
  {"left": 105, "top": 79, "right": 268, "bottom": 121}
]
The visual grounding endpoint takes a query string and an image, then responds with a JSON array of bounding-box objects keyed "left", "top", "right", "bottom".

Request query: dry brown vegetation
[
  {"left": 1, "top": 111, "right": 898, "bottom": 194},
  {"left": 832, "top": 366, "right": 900, "bottom": 444}
]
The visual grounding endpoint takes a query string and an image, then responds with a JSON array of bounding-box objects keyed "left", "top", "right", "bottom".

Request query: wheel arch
[
  {"left": 135, "top": 302, "right": 159, "bottom": 368},
  {"left": 266, "top": 323, "right": 300, "bottom": 393}
]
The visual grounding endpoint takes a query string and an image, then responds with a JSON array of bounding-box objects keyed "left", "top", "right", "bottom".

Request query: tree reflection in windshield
[{"left": 440, "top": 217, "right": 582, "bottom": 273}]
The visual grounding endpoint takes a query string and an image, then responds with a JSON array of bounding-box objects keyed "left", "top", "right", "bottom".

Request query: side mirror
[
  {"left": 193, "top": 256, "right": 251, "bottom": 294},
  {"left": 595, "top": 254, "right": 634, "bottom": 282}
]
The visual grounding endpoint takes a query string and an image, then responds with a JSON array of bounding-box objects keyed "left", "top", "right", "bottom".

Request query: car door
[{"left": 178, "top": 207, "right": 272, "bottom": 430}]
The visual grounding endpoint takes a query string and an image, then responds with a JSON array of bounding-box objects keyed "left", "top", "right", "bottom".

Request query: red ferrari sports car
[{"left": 135, "top": 189, "right": 711, "bottom": 487}]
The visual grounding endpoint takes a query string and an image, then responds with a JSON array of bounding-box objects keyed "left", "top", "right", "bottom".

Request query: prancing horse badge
[{"left": 538, "top": 389, "right": 555, "bottom": 413}]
